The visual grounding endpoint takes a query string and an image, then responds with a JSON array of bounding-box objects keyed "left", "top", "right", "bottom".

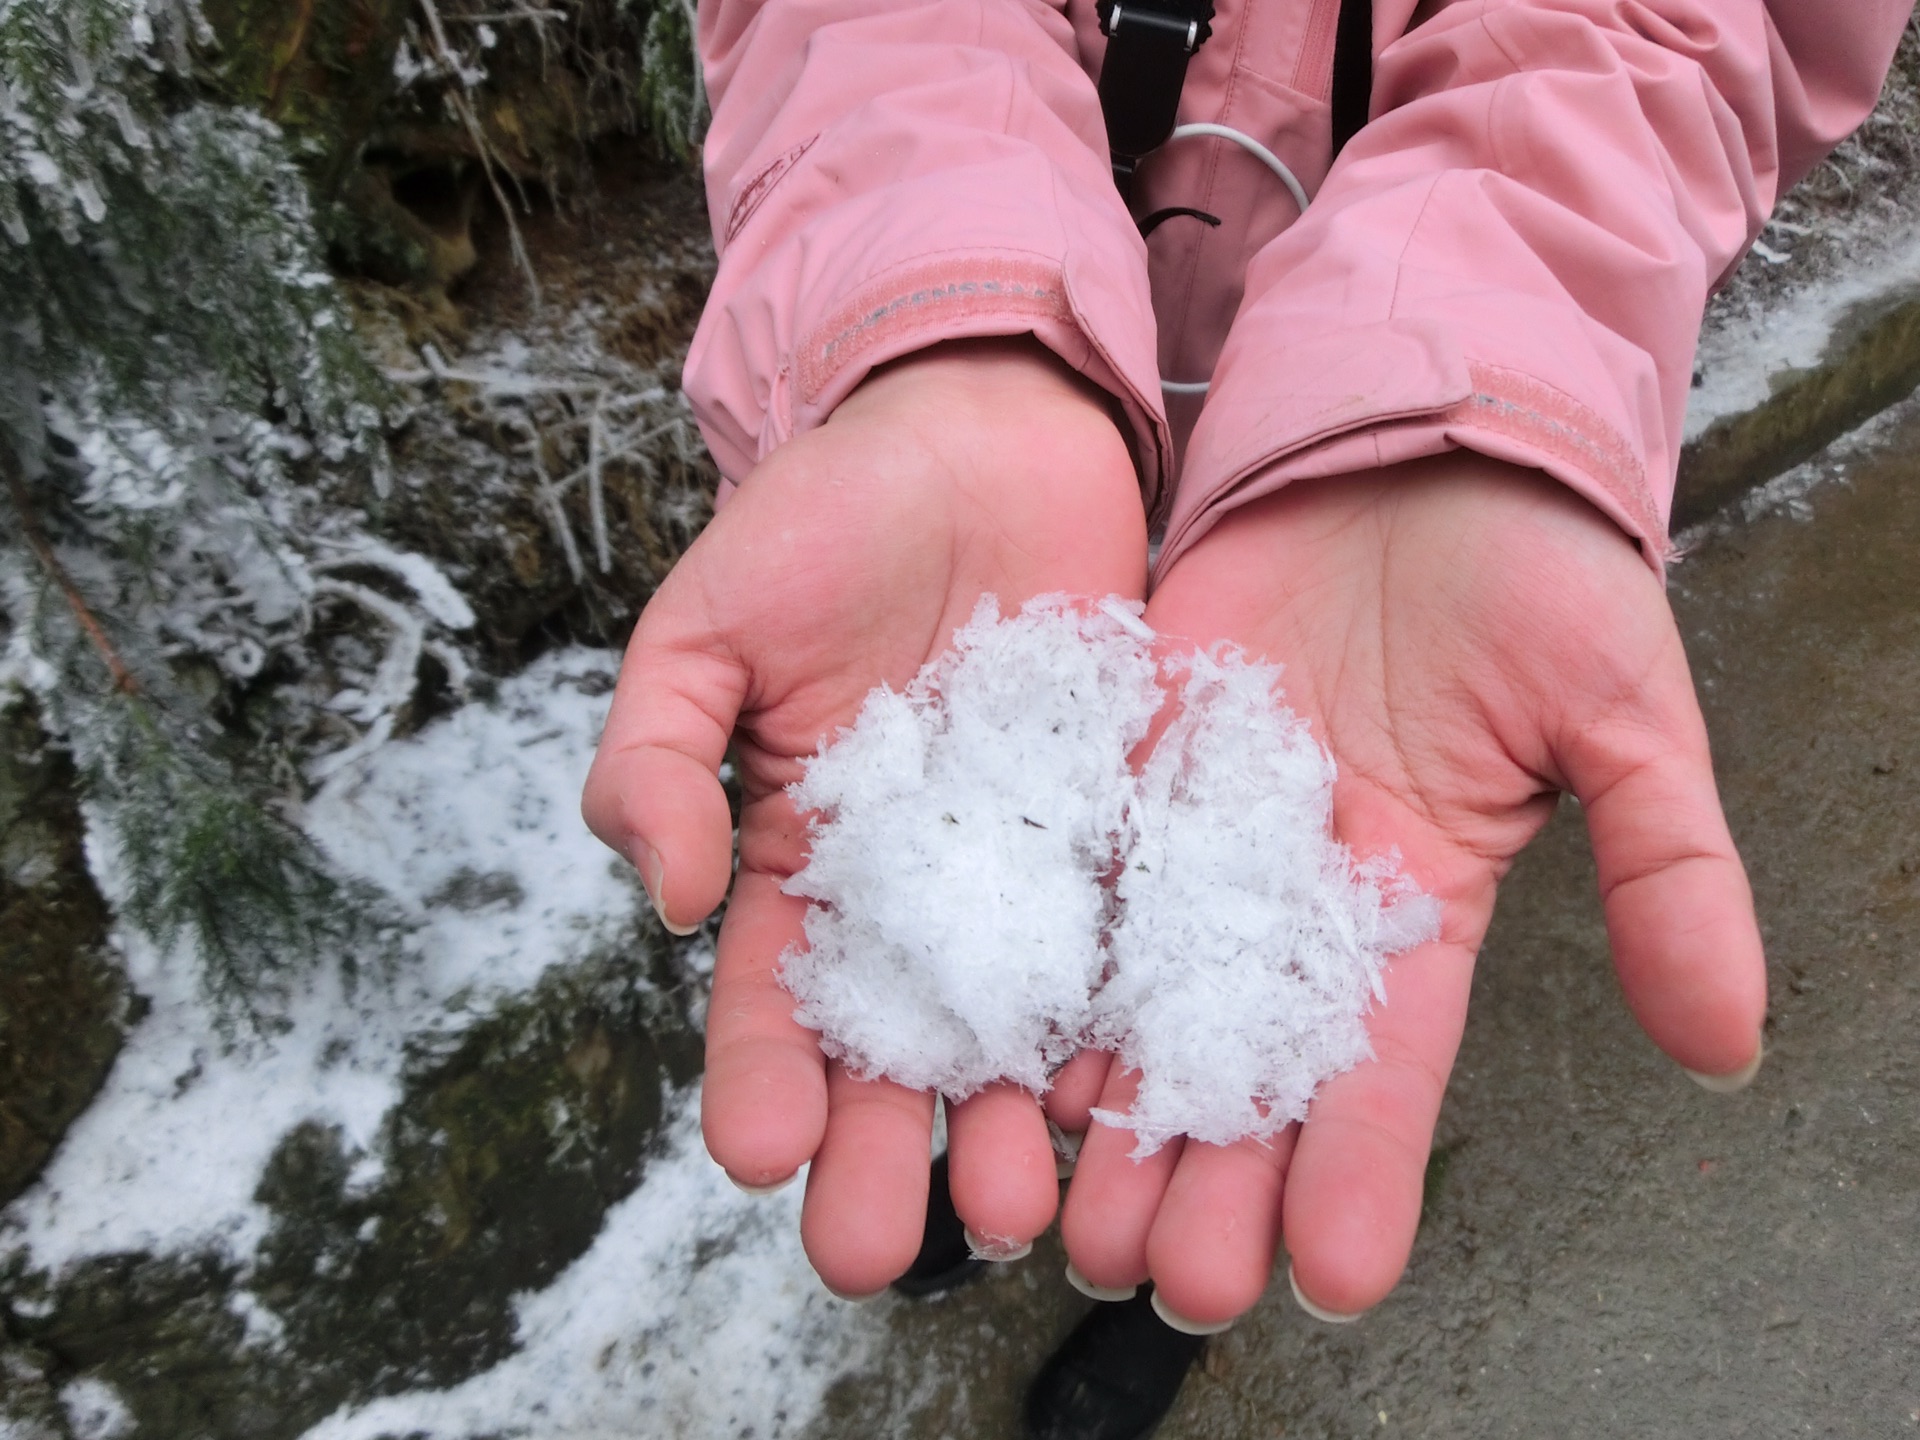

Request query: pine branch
[{"left": 3, "top": 452, "right": 141, "bottom": 697}]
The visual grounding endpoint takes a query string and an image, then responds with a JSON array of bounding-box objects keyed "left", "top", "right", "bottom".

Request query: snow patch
[
  {"left": 299, "top": 1091, "right": 878, "bottom": 1440},
  {"left": 58, "top": 1378, "right": 132, "bottom": 1440},
  {"left": 1688, "top": 225, "right": 1920, "bottom": 443},
  {"left": 3, "top": 650, "right": 639, "bottom": 1270}
]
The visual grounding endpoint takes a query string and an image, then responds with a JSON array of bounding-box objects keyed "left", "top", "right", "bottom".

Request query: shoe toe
[{"left": 1021, "top": 1289, "right": 1205, "bottom": 1440}]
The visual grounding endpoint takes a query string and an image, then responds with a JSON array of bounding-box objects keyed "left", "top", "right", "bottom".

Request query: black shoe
[
  {"left": 890, "top": 1151, "right": 988, "bottom": 1298},
  {"left": 1023, "top": 1288, "right": 1206, "bottom": 1440}
]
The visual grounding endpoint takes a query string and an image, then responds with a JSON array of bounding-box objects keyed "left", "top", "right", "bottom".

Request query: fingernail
[
  {"left": 823, "top": 1283, "right": 886, "bottom": 1303},
  {"left": 1683, "top": 1038, "right": 1764, "bottom": 1094},
  {"left": 964, "top": 1227, "right": 1032, "bottom": 1263},
  {"left": 1064, "top": 1262, "right": 1137, "bottom": 1303},
  {"left": 729, "top": 1171, "right": 796, "bottom": 1196},
  {"left": 1150, "top": 1289, "right": 1234, "bottom": 1335},
  {"left": 1288, "top": 1263, "right": 1365, "bottom": 1325},
  {"left": 632, "top": 840, "right": 699, "bottom": 936}
]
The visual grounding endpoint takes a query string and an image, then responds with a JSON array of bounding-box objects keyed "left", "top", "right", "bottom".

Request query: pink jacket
[{"left": 685, "top": 0, "right": 1911, "bottom": 573}]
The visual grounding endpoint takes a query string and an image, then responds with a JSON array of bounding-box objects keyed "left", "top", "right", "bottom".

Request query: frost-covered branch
[
  {"left": 389, "top": 341, "right": 703, "bottom": 590},
  {"left": 4, "top": 453, "right": 140, "bottom": 695},
  {"left": 442, "top": 6, "right": 568, "bottom": 23},
  {"left": 0, "top": 0, "right": 453, "bottom": 1021},
  {"left": 413, "top": 0, "right": 544, "bottom": 304},
  {"left": 587, "top": 390, "right": 611, "bottom": 573},
  {"left": 392, "top": 0, "right": 708, "bottom": 167}
]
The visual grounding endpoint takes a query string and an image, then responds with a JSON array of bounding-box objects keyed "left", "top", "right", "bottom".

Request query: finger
[
  {"left": 1560, "top": 695, "right": 1767, "bottom": 1084},
  {"left": 1283, "top": 934, "right": 1475, "bottom": 1318},
  {"left": 701, "top": 869, "right": 828, "bottom": 1189},
  {"left": 1060, "top": 1065, "right": 1183, "bottom": 1292},
  {"left": 1043, "top": 1049, "right": 1113, "bottom": 1134},
  {"left": 581, "top": 588, "right": 743, "bottom": 934},
  {"left": 800, "top": 1062, "right": 937, "bottom": 1296},
  {"left": 945, "top": 1083, "right": 1058, "bottom": 1255},
  {"left": 1145, "top": 1127, "right": 1295, "bottom": 1327}
]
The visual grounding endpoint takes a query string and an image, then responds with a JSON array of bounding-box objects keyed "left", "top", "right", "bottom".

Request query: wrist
[
  {"left": 1199, "top": 453, "right": 1647, "bottom": 568},
  {"left": 818, "top": 336, "right": 1147, "bottom": 558},
  {"left": 838, "top": 336, "right": 1133, "bottom": 457}
]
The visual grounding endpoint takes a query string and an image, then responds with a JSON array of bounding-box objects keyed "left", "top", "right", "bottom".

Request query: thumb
[
  {"left": 582, "top": 591, "right": 744, "bottom": 935},
  {"left": 1557, "top": 651, "right": 1767, "bottom": 1088}
]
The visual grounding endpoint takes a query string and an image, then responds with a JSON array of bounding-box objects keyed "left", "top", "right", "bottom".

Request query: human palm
[
  {"left": 1056, "top": 454, "right": 1767, "bottom": 1327},
  {"left": 582, "top": 338, "right": 1148, "bottom": 1296}
]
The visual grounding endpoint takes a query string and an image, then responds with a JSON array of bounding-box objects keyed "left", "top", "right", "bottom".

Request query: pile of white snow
[
  {"left": 4, "top": 650, "right": 645, "bottom": 1271},
  {"left": 1091, "top": 650, "right": 1439, "bottom": 1153},
  {"left": 781, "top": 595, "right": 1440, "bottom": 1154},
  {"left": 783, "top": 598, "right": 1160, "bottom": 1096}
]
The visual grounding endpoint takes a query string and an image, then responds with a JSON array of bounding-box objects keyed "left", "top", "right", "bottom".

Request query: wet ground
[{"left": 813, "top": 408, "right": 1920, "bottom": 1439}]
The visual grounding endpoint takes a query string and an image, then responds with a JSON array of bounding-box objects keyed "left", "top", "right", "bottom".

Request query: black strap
[
  {"left": 1097, "top": 0, "right": 1215, "bottom": 194},
  {"left": 1329, "top": 0, "right": 1372, "bottom": 157},
  {"left": 1097, "top": 0, "right": 1371, "bottom": 199}
]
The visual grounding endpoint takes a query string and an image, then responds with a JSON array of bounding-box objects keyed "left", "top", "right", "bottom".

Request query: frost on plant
[
  {"left": 384, "top": 0, "right": 710, "bottom": 296},
  {"left": 0, "top": 0, "right": 457, "bottom": 1019},
  {"left": 638, "top": 0, "right": 705, "bottom": 159},
  {"left": 781, "top": 596, "right": 1442, "bottom": 1150}
]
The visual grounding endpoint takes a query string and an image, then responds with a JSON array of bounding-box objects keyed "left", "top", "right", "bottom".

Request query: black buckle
[{"left": 1098, "top": 0, "right": 1211, "bottom": 192}]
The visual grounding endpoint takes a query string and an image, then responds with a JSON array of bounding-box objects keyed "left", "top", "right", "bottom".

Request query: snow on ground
[
  {"left": 1673, "top": 384, "right": 1920, "bottom": 556},
  {"left": 1688, "top": 224, "right": 1920, "bottom": 443},
  {"left": 300, "top": 1096, "right": 881, "bottom": 1440},
  {"left": 2, "top": 647, "right": 883, "bottom": 1439},
  {"left": 5, "top": 650, "right": 637, "bottom": 1267},
  {"left": 55, "top": 1377, "right": 133, "bottom": 1440}
]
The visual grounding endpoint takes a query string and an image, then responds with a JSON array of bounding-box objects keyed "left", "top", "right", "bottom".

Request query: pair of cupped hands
[{"left": 582, "top": 336, "right": 1766, "bottom": 1329}]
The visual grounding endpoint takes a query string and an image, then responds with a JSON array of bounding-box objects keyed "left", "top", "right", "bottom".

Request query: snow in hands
[
  {"left": 780, "top": 595, "right": 1441, "bottom": 1154},
  {"left": 1090, "top": 649, "right": 1442, "bottom": 1154},
  {"left": 783, "top": 597, "right": 1161, "bottom": 1097}
]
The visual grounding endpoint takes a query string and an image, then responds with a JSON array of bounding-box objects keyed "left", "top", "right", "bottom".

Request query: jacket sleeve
[
  {"left": 685, "top": 0, "right": 1171, "bottom": 508},
  {"left": 1156, "top": 0, "right": 1913, "bottom": 576}
]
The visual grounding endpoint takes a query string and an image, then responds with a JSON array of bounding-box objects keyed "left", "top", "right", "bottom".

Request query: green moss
[
  {"left": 199, "top": 0, "right": 412, "bottom": 197},
  {"left": 1420, "top": 1138, "right": 1466, "bottom": 1228},
  {"left": 248, "top": 944, "right": 703, "bottom": 1390}
]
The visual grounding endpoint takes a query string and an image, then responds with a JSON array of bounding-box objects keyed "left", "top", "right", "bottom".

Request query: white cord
[
  {"left": 1154, "top": 123, "right": 1311, "bottom": 395},
  {"left": 1165, "top": 122, "right": 1312, "bottom": 215}
]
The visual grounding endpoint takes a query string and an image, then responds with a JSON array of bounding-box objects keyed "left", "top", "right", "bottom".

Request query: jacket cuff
[
  {"left": 1155, "top": 312, "right": 1676, "bottom": 583},
  {"left": 685, "top": 160, "right": 1172, "bottom": 516}
]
